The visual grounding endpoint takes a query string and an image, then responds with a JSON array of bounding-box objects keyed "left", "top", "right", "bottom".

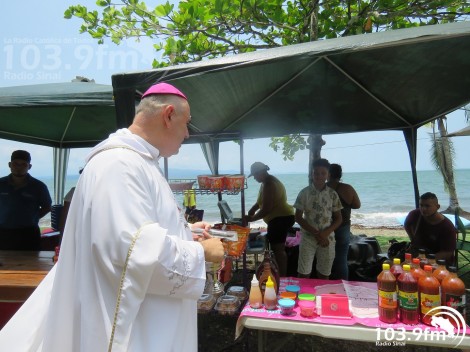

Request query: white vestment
[{"left": 0, "top": 129, "right": 206, "bottom": 351}]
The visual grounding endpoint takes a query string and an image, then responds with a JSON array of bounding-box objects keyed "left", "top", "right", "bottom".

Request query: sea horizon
[{"left": 37, "top": 169, "right": 470, "bottom": 229}]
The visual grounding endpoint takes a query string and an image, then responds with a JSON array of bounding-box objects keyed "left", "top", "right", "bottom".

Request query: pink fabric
[
  {"left": 285, "top": 231, "right": 301, "bottom": 247},
  {"left": 237, "top": 278, "right": 470, "bottom": 335}
]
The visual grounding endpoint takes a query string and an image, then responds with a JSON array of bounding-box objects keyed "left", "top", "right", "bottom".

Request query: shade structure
[
  {"left": 0, "top": 82, "right": 116, "bottom": 148},
  {"left": 111, "top": 21, "right": 470, "bottom": 142},
  {"left": 0, "top": 81, "right": 117, "bottom": 203},
  {"left": 446, "top": 125, "right": 470, "bottom": 137}
]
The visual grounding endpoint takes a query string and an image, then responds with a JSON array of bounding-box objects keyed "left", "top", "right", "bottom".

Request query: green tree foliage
[{"left": 65, "top": 0, "right": 469, "bottom": 159}]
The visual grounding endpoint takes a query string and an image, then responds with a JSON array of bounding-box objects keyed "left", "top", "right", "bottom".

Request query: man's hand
[
  {"left": 314, "top": 233, "right": 329, "bottom": 247},
  {"left": 191, "top": 222, "right": 211, "bottom": 241},
  {"left": 200, "top": 238, "right": 225, "bottom": 263},
  {"left": 243, "top": 215, "right": 254, "bottom": 223}
]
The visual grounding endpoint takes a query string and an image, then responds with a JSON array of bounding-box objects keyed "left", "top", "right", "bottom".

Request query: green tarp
[
  {"left": 0, "top": 82, "right": 116, "bottom": 148},
  {"left": 112, "top": 21, "right": 470, "bottom": 143}
]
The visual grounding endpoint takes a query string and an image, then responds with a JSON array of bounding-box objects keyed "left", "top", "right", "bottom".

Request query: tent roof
[
  {"left": 446, "top": 125, "right": 470, "bottom": 137},
  {"left": 0, "top": 82, "right": 116, "bottom": 148},
  {"left": 112, "top": 21, "right": 470, "bottom": 143}
]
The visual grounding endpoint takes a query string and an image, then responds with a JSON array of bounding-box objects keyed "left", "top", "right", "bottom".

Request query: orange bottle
[
  {"left": 410, "top": 258, "right": 426, "bottom": 282},
  {"left": 258, "top": 262, "right": 278, "bottom": 296},
  {"left": 398, "top": 264, "right": 419, "bottom": 325},
  {"left": 432, "top": 259, "right": 450, "bottom": 284},
  {"left": 418, "top": 265, "right": 441, "bottom": 325},
  {"left": 441, "top": 266, "right": 466, "bottom": 324},
  {"left": 390, "top": 258, "right": 404, "bottom": 281},
  {"left": 256, "top": 250, "right": 280, "bottom": 294},
  {"left": 377, "top": 263, "right": 397, "bottom": 323}
]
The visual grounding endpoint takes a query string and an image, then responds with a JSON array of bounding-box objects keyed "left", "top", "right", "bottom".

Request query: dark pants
[
  {"left": 267, "top": 215, "right": 295, "bottom": 245},
  {"left": 0, "top": 227, "right": 41, "bottom": 250}
]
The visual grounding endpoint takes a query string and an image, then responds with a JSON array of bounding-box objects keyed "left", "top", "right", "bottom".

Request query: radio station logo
[{"left": 424, "top": 306, "right": 466, "bottom": 348}]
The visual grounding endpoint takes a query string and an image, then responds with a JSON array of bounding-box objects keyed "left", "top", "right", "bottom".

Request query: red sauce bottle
[
  {"left": 397, "top": 264, "right": 419, "bottom": 325},
  {"left": 411, "top": 258, "right": 426, "bottom": 282},
  {"left": 402, "top": 253, "right": 412, "bottom": 267},
  {"left": 377, "top": 263, "right": 397, "bottom": 323},
  {"left": 441, "top": 266, "right": 466, "bottom": 325},
  {"left": 418, "top": 265, "right": 440, "bottom": 325},
  {"left": 432, "top": 259, "right": 450, "bottom": 284},
  {"left": 418, "top": 249, "right": 429, "bottom": 269},
  {"left": 390, "top": 258, "right": 404, "bottom": 281}
]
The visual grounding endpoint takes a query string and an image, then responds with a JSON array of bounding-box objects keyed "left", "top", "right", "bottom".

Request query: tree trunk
[
  {"left": 436, "top": 117, "right": 460, "bottom": 213},
  {"left": 308, "top": 134, "right": 325, "bottom": 185}
]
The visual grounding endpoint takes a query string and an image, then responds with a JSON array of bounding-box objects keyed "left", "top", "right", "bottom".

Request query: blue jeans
[{"left": 331, "top": 224, "right": 351, "bottom": 280}]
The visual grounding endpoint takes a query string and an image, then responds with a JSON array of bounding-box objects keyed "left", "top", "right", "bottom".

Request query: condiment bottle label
[
  {"left": 378, "top": 290, "right": 397, "bottom": 309},
  {"left": 398, "top": 291, "right": 418, "bottom": 310},
  {"left": 420, "top": 293, "right": 440, "bottom": 315},
  {"left": 443, "top": 293, "right": 466, "bottom": 315}
]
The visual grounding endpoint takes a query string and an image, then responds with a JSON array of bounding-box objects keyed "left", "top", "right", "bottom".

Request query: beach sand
[{"left": 350, "top": 224, "right": 407, "bottom": 239}]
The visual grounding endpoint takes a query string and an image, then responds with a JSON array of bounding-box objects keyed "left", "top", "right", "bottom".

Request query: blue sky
[{"left": 1, "top": 0, "right": 469, "bottom": 177}]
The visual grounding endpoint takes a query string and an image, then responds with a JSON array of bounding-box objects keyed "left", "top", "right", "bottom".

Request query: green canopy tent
[
  {"left": 111, "top": 21, "right": 470, "bottom": 207},
  {"left": 0, "top": 82, "right": 116, "bottom": 204},
  {"left": 446, "top": 125, "right": 470, "bottom": 137}
]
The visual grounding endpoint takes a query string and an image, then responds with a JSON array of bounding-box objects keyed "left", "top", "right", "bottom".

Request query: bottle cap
[
  {"left": 403, "top": 264, "right": 411, "bottom": 271},
  {"left": 393, "top": 258, "right": 401, "bottom": 265},
  {"left": 266, "top": 276, "right": 274, "bottom": 288},
  {"left": 448, "top": 266, "right": 457, "bottom": 273},
  {"left": 251, "top": 275, "right": 259, "bottom": 285},
  {"left": 424, "top": 265, "right": 432, "bottom": 272},
  {"left": 382, "top": 263, "right": 390, "bottom": 270},
  {"left": 436, "top": 259, "right": 447, "bottom": 265}
]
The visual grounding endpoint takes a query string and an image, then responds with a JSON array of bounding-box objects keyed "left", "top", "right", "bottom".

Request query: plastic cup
[
  {"left": 298, "top": 300, "right": 316, "bottom": 318},
  {"left": 298, "top": 293, "right": 315, "bottom": 301},
  {"left": 285, "top": 285, "right": 301, "bottom": 299},
  {"left": 278, "top": 298, "right": 295, "bottom": 316}
]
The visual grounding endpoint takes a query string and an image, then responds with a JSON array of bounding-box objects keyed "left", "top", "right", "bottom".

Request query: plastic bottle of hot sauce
[
  {"left": 441, "top": 266, "right": 466, "bottom": 324},
  {"left": 418, "top": 265, "right": 441, "bottom": 325},
  {"left": 377, "top": 263, "right": 397, "bottom": 323},
  {"left": 249, "top": 275, "right": 263, "bottom": 309},
  {"left": 410, "top": 258, "right": 426, "bottom": 282},
  {"left": 432, "top": 259, "right": 450, "bottom": 284},
  {"left": 390, "top": 258, "right": 404, "bottom": 281},
  {"left": 402, "top": 253, "right": 412, "bottom": 267},
  {"left": 398, "top": 264, "right": 419, "bottom": 325},
  {"left": 263, "top": 276, "right": 277, "bottom": 310},
  {"left": 418, "top": 249, "right": 429, "bottom": 269},
  {"left": 427, "top": 253, "right": 438, "bottom": 272}
]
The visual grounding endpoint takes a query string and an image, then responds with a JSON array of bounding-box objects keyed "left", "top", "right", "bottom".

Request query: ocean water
[{"left": 38, "top": 169, "right": 470, "bottom": 228}]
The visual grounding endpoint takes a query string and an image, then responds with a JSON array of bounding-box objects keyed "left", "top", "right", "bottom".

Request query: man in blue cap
[{"left": 0, "top": 150, "right": 52, "bottom": 250}]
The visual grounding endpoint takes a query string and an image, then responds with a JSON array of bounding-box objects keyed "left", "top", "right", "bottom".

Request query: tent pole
[{"left": 403, "top": 128, "right": 420, "bottom": 208}]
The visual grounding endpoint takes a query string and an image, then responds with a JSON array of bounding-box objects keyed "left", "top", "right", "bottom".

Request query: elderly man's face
[
  {"left": 419, "top": 198, "right": 439, "bottom": 217},
  {"left": 165, "top": 100, "right": 191, "bottom": 157}
]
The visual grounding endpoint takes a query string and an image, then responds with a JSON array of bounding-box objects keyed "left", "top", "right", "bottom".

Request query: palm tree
[{"left": 430, "top": 108, "right": 470, "bottom": 218}]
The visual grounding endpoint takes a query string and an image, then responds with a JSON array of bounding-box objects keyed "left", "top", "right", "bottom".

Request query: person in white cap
[
  {"left": 245, "top": 162, "right": 295, "bottom": 277},
  {"left": 0, "top": 83, "right": 224, "bottom": 352}
]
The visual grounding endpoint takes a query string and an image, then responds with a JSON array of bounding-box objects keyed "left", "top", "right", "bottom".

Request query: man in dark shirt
[
  {"left": 0, "top": 150, "right": 52, "bottom": 250},
  {"left": 404, "top": 192, "right": 456, "bottom": 265}
]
